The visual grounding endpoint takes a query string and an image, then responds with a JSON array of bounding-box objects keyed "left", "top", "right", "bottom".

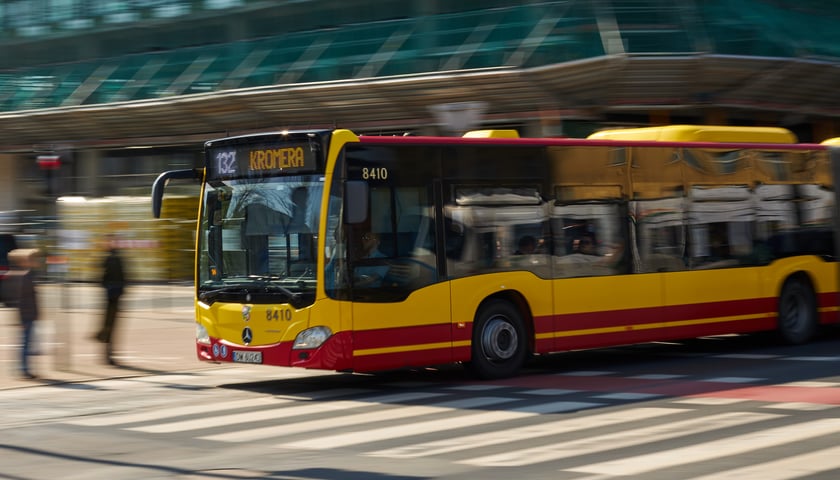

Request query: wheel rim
[{"left": 481, "top": 316, "right": 518, "bottom": 361}]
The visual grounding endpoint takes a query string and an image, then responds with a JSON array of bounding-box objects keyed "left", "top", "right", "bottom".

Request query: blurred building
[{"left": 0, "top": 0, "right": 838, "bottom": 279}]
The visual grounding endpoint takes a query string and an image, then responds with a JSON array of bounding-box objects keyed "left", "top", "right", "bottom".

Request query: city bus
[{"left": 152, "top": 125, "right": 840, "bottom": 379}]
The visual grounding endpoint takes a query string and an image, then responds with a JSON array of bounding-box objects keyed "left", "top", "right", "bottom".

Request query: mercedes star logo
[{"left": 242, "top": 327, "right": 253, "bottom": 345}]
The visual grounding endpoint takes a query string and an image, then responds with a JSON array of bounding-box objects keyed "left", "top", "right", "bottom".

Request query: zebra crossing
[
  {"left": 60, "top": 375, "right": 840, "bottom": 478},
  {"left": 566, "top": 418, "right": 840, "bottom": 477}
]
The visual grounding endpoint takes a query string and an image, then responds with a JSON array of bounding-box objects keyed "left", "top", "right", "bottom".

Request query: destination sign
[{"left": 206, "top": 139, "right": 322, "bottom": 180}]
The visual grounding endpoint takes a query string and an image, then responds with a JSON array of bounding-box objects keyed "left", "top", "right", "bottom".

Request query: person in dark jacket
[
  {"left": 0, "top": 233, "right": 19, "bottom": 306},
  {"left": 7, "top": 249, "right": 40, "bottom": 379},
  {"left": 95, "top": 237, "right": 126, "bottom": 365}
]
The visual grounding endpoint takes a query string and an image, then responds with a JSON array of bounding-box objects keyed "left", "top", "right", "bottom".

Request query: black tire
[
  {"left": 778, "top": 277, "right": 818, "bottom": 345},
  {"left": 469, "top": 299, "right": 528, "bottom": 379}
]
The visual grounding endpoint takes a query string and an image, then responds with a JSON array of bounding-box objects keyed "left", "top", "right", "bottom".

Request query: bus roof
[
  {"left": 587, "top": 124, "right": 797, "bottom": 144},
  {"left": 462, "top": 129, "right": 520, "bottom": 139}
]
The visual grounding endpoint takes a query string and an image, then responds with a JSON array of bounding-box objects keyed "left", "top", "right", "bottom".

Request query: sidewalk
[{"left": 1, "top": 282, "right": 220, "bottom": 389}]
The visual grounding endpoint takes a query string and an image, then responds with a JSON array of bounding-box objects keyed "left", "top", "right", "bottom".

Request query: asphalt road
[{"left": 2, "top": 322, "right": 840, "bottom": 479}]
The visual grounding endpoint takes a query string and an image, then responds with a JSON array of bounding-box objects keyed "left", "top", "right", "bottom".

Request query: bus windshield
[{"left": 197, "top": 174, "right": 323, "bottom": 306}]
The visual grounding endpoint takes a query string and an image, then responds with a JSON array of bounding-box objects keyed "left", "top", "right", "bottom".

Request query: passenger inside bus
[
  {"left": 515, "top": 235, "right": 537, "bottom": 255},
  {"left": 572, "top": 233, "right": 597, "bottom": 255},
  {"left": 353, "top": 231, "right": 389, "bottom": 287}
]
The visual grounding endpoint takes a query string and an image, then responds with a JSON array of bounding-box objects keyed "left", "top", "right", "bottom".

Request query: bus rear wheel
[
  {"left": 778, "top": 277, "right": 818, "bottom": 345},
  {"left": 469, "top": 300, "right": 527, "bottom": 379}
]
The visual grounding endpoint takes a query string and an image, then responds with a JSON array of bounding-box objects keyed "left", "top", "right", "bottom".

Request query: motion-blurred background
[{"left": 0, "top": 0, "right": 838, "bottom": 282}]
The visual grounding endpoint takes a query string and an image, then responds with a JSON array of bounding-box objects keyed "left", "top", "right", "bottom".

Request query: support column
[
  {"left": 0, "top": 154, "right": 21, "bottom": 211},
  {"left": 74, "top": 150, "right": 101, "bottom": 197}
]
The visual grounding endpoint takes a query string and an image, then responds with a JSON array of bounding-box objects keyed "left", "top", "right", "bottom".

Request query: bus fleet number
[
  {"left": 362, "top": 167, "right": 388, "bottom": 180},
  {"left": 266, "top": 308, "right": 292, "bottom": 322}
]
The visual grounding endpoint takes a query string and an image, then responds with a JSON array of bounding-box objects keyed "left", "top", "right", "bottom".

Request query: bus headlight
[
  {"left": 196, "top": 323, "right": 211, "bottom": 345},
  {"left": 293, "top": 326, "right": 332, "bottom": 350}
]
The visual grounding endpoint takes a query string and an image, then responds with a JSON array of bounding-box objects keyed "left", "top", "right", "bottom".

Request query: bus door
[
  {"left": 551, "top": 201, "right": 647, "bottom": 351},
  {"left": 444, "top": 188, "right": 554, "bottom": 356},
  {"left": 343, "top": 145, "right": 451, "bottom": 372}
]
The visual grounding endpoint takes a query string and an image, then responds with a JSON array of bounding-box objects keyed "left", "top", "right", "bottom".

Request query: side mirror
[
  {"left": 151, "top": 169, "right": 200, "bottom": 218},
  {"left": 345, "top": 181, "right": 369, "bottom": 224}
]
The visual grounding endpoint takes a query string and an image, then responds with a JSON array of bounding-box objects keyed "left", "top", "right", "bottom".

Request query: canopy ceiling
[{"left": 0, "top": 54, "right": 837, "bottom": 152}]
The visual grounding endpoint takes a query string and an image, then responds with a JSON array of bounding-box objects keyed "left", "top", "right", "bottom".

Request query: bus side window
[
  {"left": 551, "top": 207, "right": 626, "bottom": 278},
  {"left": 444, "top": 217, "right": 465, "bottom": 259}
]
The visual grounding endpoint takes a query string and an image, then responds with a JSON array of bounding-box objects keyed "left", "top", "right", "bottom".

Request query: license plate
[{"left": 232, "top": 350, "right": 263, "bottom": 364}]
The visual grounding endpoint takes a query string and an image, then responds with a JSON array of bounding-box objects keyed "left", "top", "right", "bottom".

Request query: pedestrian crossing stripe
[
  {"left": 200, "top": 395, "right": 538, "bottom": 442},
  {"left": 367, "top": 407, "right": 683, "bottom": 459},
  {"left": 567, "top": 418, "right": 840, "bottom": 476},
  {"left": 675, "top": 397, "right": 748, "bottom": 405},
  {"left": 276, "top": 400, "right": 605, "bottom": 451},
  {"left": 781, "top": 381, "right": 840, "bottom": 388},
  {"left": 67, "top": 396, "right": 287, "bottom": 427},
  {"left": 460, "top": 411, "right": 780, "bottom": 467},
  {"left": 67, "top": 387, "right": 372, "bottom": 427},
  {"left": 761, "top": 402, "right": 836, "bottom": 411},
  {"left": 132, "top": 391, "right": 446, "bottom": 434},
  {"left": 682, "top": 444, "right": 840, "bottom": 480}
]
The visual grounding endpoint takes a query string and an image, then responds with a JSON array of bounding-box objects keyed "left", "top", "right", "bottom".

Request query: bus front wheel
[
  {"left": 778, "top": 277, "right": 818, "bottom": 345},
  {"left": 469, "top": 300, "right": 527, "bottom": 379}
]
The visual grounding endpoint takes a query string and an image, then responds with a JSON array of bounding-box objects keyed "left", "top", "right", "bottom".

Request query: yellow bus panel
[{"left": 588, "top": 125, "right": 797, "bottom": 144}]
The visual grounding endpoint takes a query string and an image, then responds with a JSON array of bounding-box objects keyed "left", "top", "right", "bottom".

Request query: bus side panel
[
  {"left": 351, "top": 282, "right": 452, "bottom": 372},
  {"left": 548, "top": 260, "right": 840, "bottom": 353},
  {"left": 552, "top": 273, "right": 663, "bottom": 351},
  {"left": 662, "top": 267, "right": 773, "bottom": 336}
]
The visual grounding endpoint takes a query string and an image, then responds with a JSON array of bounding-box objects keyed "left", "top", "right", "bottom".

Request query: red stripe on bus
[
  {"left": 553, "top": 317, "right": 774, "bottom": 351},
  {"left": 553, "top": 297, "right": 776, "bottom": 333},
  {"left": 353, "top": 323, "right": 453, "bottom": 350},
  {"left": 534, "top": 315, "right": 554, "bottom": 334},
  {"left": 353, "top": 346, "right": 453, "bottom": 372}
]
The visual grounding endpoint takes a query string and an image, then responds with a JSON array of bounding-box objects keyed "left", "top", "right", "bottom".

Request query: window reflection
[{"left": 551, "top": 203, "right": 625, "bottom": 277}]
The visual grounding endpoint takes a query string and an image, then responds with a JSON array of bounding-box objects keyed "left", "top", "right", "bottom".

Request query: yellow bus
[{"left": 152, "top": 125, "right": 840, "bottom": 378}]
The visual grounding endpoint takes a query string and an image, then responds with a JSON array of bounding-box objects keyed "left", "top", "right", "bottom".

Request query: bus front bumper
[{"left": 197, "top": 331, "right": 353, "bottom": 371}]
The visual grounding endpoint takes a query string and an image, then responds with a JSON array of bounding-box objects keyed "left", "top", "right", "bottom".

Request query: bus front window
[{"left": 198, "top": 175, "right": 324, "bottom": 305}]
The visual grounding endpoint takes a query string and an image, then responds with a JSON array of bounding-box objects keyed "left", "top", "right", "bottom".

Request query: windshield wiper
[
  {"left": 198, "top": 284, "right": 249, "bottom": 303},
  {"left": 251, "top": 276, "right": 307, "bottom": 308},
  {"left": 199, "top": 277, "right": 306, "bottom": 307}
]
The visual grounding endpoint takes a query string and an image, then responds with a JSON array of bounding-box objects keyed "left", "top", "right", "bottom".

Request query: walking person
[
  {"left": 6, "top": 249, "right": 41, "bottom": 379},
  {"left": 95, "top": 236, "right": 126, "bottom": 366}
]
